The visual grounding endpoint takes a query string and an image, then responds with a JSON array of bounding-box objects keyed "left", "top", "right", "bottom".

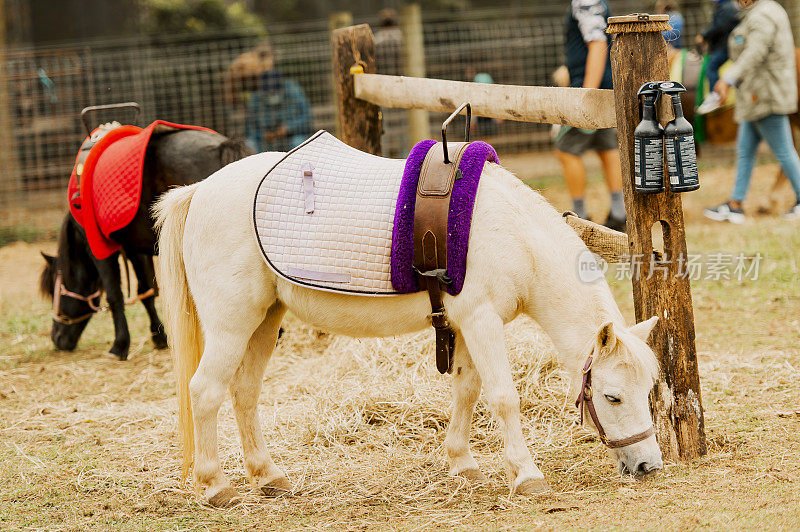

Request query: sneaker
[
  {"left": 781, "top": 201, "right": 800, "bottom": 220},
  {"left": 703, "top": 201, "right": 746, "bottom": 224},
  {"left": 696, "top": 91, "right": 723, "bottom": 115},
  {"left": 603, "top": 213, "right": 627, "bottom": 232}
]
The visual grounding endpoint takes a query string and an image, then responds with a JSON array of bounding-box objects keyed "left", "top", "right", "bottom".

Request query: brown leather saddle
[{"left": 413, "top": 103, "right": 473, "bottom": 374}]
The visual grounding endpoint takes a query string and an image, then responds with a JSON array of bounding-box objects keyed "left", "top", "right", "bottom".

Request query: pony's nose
[
  {"left": 636, "top": 458, "right": 663, "bottom": 476},
  {"left": 52, "top": 327, "right": 77, "bottom": 351}
]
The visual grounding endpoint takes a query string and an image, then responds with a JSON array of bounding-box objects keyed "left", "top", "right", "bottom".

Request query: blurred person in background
[
  {"left": 703, "top": 0, "right": 800, "bottom": 223},
  {"left": 556, "top": 0, "right": 626, "bottom": 231},
  {"left": 657, "top": 0, "right": 685, "bottom": 49},
  {"left": 695, "top": 0, "right": 740, "bottom": 114},
  {"left": 466, "top": 66, "right": 501, "bottom": 137},
  {"left": 374, "top": 8, "right": 405, "bottom": 157},
  {"left": 224, "top": 42, "right": 275, "bottom": 106},
  {"left": 243, "top": 56, "right": 313, "bottom": 152},
  {"left": 374, "top": 8, "right": 403, "bottom": 76}
]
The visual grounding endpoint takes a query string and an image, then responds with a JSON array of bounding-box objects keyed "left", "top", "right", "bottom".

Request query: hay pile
[
  {"left": 1, "top": 312, "right": 599, "bottom": 525},
  {"left": 216, "top": 314, "right": 589, "bottom": 509}
]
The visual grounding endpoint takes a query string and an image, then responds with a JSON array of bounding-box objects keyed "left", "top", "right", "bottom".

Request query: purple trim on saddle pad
[
  {"left": 390, "top": 139, "right": 436, "bottom": 293},
  {"left": 390, "top": 140, "right": 499, "bottom": 295}
]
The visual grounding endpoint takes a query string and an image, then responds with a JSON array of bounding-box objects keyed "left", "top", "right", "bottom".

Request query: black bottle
[
  {"left": 634, "top": 82, "right": 665, "bottom": 193},
  {"left": 659, "top": 81, "right": 700, "bottom": 192}
]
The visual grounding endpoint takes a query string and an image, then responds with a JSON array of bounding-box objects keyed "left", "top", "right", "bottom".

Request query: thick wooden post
[
  {"left": 328, "top": 12, "right": 353, "bottom": 138},
  {"left": 400, "top": 3, "right": 430, "bottom": 144},
  {"left": 332, "top": 24, "right": 382, "bottom": 155},
  {"left": 608, "top": 14, "right": 706, "bottom": 461}
]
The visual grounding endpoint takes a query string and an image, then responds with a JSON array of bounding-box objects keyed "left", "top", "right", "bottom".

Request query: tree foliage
[{"left": 143, "top": 0, "right": 265, "bottom": 35}]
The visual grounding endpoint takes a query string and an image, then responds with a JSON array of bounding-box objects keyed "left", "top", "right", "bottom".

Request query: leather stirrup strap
[{"left": 413, "top": 141, "right": 469, "bottom": 374}]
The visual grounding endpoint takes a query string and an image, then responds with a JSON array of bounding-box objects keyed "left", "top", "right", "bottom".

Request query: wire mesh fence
[{"left": 0, "top": 5, "right": 740, "bottom": 229}]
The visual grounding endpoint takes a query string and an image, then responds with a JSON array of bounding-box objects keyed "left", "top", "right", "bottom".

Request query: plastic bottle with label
[
  {"left": 634, "top": 82, "right": 665, "bottom": 193},
  {"left": 659, "top": 81, "right": 700, "bottom": 192}
]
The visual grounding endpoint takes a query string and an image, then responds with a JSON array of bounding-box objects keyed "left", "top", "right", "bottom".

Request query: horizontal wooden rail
[
  {"left": 353, "top": 73, "right": 617, "bottom": 129},
  {"left": 563, "top": 213, "right": 630, "bottom": 263}
]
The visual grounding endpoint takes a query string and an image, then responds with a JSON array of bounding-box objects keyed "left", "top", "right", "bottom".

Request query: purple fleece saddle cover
[{"left": 391, "top": 140, "right": 498, "bottom": 295}]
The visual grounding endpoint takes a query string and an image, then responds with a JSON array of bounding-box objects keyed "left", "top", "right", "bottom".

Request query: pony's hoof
[
  {"left": 207, "top": 487, "right": 242, "bottom": 508},
  {"left": 260, "top": 476, "right": 292, "bottom": 498},
  {"left": 458, "top": 468, "right": 487, "bottom": 482},
  {"left": 104, "top": 351, "right": 127, "bottom": 361},
  {"left": 513, "top": 478, "right": 552, "bottom": 496},
  {"left": 152, "top": 331, "right": 169, "bottom": 350}
]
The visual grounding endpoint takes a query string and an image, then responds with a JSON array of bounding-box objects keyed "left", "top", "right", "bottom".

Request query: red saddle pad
[{"left": 68, "top": 120, "right": 215, "bottom": 259}]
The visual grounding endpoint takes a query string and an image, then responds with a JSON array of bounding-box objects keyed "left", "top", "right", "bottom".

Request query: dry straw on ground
[
  {"left": 206, "top": 314, "right": 585, "bottom": 514},
  {"left": 3, "top": 163, "right": 800, "bottom": 528},
  {"left": 2, "top": 308, "right": 604, "bottom": 528}
]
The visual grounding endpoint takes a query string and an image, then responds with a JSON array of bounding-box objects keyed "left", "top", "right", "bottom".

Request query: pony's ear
[
  {"left": 596, "top": 321, "right": 617, "bottom": 353},
  {"left": 39, "top": 252, "right": 57, "bottom": 299},
  {"left": 629, "top": 316, "right": 659, "bottom": 342}
]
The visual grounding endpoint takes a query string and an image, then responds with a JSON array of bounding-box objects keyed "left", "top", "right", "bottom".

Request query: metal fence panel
[{"left": 0, "top": 6, "right": 732, "bottom": 229}]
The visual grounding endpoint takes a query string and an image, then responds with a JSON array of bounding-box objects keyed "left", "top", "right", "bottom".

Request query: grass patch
[{"left": 0, "top": 224, "right": 53, "bottom": 248}]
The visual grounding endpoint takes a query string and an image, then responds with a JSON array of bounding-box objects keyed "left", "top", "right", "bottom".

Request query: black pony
[{"left": 40, "top": 128, "right": 253, "bottom": 359}]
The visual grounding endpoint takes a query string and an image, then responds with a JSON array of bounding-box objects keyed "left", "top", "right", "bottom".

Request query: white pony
[{"left": 155, "top": 151, "right": 663, "bottom": 507}]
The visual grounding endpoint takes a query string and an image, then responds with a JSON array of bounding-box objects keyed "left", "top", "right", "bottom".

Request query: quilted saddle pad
[
  {"left": 254, "top": 131, "right": 406, "bottom": 295},
  {"left": 253, "top": 131, "right": 499, "bottom": 297}
]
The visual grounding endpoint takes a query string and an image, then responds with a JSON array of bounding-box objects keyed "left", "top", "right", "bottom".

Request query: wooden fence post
[
  {"left": 328, "top": 11, "right": 353, "bottom": 138},
  {"left": 332, "top": 24, "right": 382, "bottom": 155},
  {"left": 400, "top": 3, "right": 430, "bottom": 144},
  {"left": 608, "top": 14, "right": 707, "bottom": 461}
]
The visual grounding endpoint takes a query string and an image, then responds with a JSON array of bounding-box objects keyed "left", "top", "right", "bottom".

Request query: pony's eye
[{"left": 604, "top": 394, "right": 621, "bottom": 404}]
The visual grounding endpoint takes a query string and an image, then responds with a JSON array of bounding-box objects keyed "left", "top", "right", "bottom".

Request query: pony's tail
[{"left": 153, "top": 183, "right": 203, "bottom": 483}]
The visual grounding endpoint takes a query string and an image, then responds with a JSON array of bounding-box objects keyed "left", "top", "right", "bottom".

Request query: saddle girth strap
[{"left": 413, "top": 141, "right": 470, "bottom": 374}]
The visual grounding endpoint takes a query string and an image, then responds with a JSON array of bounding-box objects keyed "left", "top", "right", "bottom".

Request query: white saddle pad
[{"left": 253, "top": 131, "right": 406, "bottom": 295}]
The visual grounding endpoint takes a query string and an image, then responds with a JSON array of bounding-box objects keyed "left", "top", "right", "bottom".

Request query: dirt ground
[{"left": 1, "top": 158, "right": 799, "bottom": 531}]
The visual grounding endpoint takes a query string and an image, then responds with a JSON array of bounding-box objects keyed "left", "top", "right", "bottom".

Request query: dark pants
[{"left": 707, "top": 47, "right": 729, "bottom": 90}]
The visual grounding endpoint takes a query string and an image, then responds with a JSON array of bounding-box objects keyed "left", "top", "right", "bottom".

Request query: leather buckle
[
  {"left": 429, "top": 310, "right": 450, "bottom": 329},
  {"left": 584, "top": 385, "right": 593, "bottom": 399}
]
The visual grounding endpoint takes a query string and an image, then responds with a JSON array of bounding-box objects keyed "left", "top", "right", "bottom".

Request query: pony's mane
[
  {"left": 485, "top": 163, "right": 660, "bottom": 383},
  {"left": 39, "top": 215, "right": 77, "bottom": 299},
  {"left": 488, "top": 163, "right": 590, "bottom": 255},
  {"left": 605, "top": 330, "right": 660, "bottom": 383}
]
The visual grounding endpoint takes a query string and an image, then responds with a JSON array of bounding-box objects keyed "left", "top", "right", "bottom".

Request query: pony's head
[
  {"left": 573, "top": 316, "right": 662, "bottom": 479},
  {"left": 39, "top": 215, "right": 102, "bottom": 350}
]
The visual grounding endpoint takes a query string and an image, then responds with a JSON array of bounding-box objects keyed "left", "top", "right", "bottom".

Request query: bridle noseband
[
  {"left": 53, "top": 270, "right": 157, "bottom": 325},
  {"left": 53, "top": 271, "right": 105, "bottom": 325},
  {"left": 575, "top": 355, "right": 655, "bottom": 449}
]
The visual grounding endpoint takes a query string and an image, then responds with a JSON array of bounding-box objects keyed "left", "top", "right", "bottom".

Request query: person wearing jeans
[
  {"left": 704, "top": 0, "right": 800, "bottom": 223},
  {"left": 705, "top": 47, "right": 729, "bottom": 91}
]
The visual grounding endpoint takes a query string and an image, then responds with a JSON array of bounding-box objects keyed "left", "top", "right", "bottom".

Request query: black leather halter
[{"left": 575, "top": 355, "right": 655, "bottom": 449}]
